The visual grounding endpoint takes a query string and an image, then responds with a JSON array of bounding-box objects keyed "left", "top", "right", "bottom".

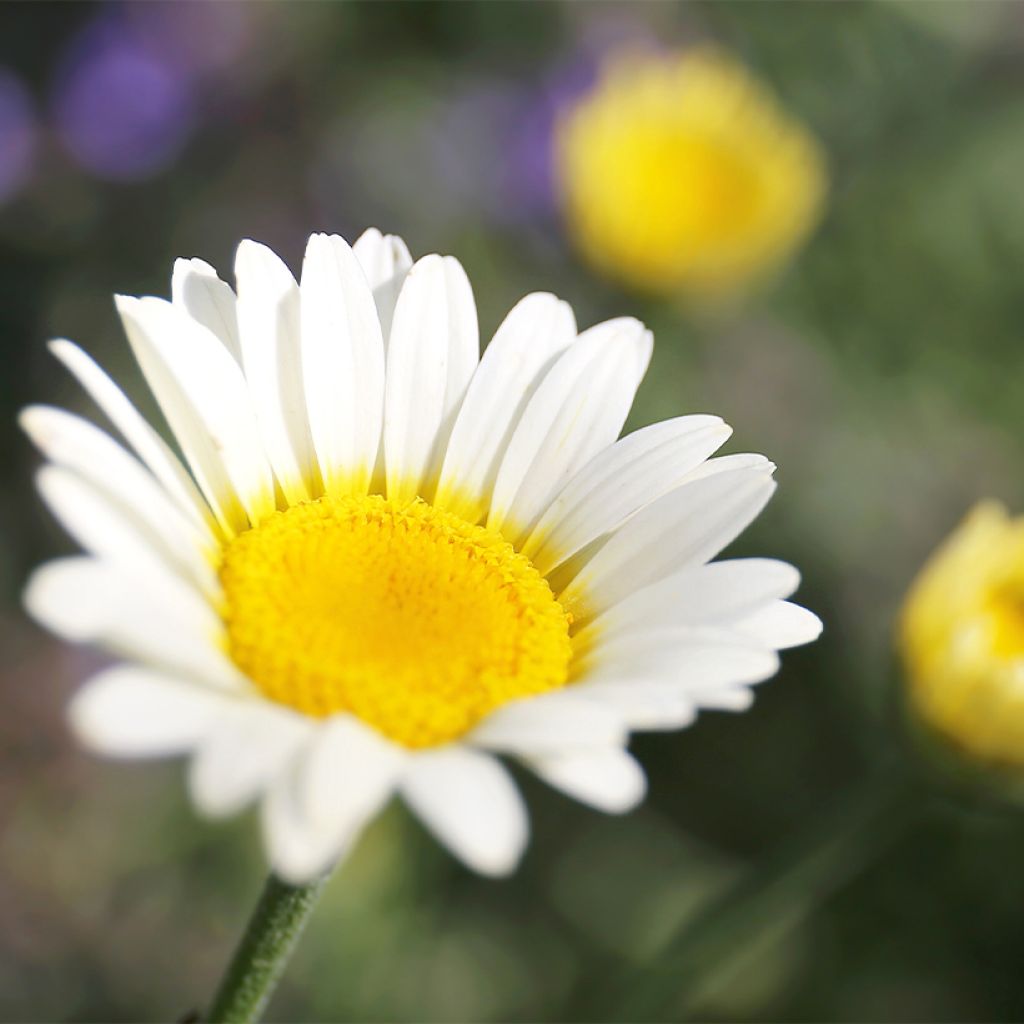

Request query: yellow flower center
[{"left": 219, "top": 494, "right": 573, "bottom": 748}]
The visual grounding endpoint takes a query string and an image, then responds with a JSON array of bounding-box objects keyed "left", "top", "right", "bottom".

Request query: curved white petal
[
  {"left": 172, "top": 257, "right": 242, "bottom": 363},
  {"left": 69, "top": 665, "right": 231, "bottom": 758},
  {"left": 190, "top": 703, "right": 314, "bottom": 818},
  {"left": 115, "top": 295, "right": 275, "bottom": 531},
  {"left": 49, "top": 340, "right": 216, "bottom": 536},
  {"left": 302, "top": 716, "right": 407, "bottom": 831},
  {"left": 263, "top": 716, "right": 405, "bottom": 884},
  {"left": 24, "top": 556, "right": 243, "bottom": 691},
  {"left": 35, "top": 465, "right": 206, "bottom": 593},
  {"left": 529, "top": 747, "right": 646, "bottom": 813},
  {"left": 683, "top": 451, "right": 774, "bottom": 481},
  {"left": 383, "top": 254, "right": 479, "bottom": 503},
  {"left": 300, "top": 233, "right": 385, "bottom": 496},
  {"left": 468, "top": 692, "right": 626, "bottom": 755},
  {"left": 582, "top": 632, "right": 781, "bottom": 691},
  {"left": 352, "top": 227, "right": 413, "bottom": 347},
  {"left": 572, "top": 684, "right": 698, "bottom": 731},
  {"left": 559, "top": 461, "right": 776, "bottom": 625},
  {"left": 401, "top": 747, "right": 527, "bottom": 876},
  {"left": 576, "top": 558, "right": 801, "bottom": 650},
  {"left": 435, "top": 292, "right": 576, "bottom": 522},
  {"left": 732, "top": 601, "right": 823, "bottom": 649},
  {"left": 235, "top": 240, "right": 318, "bottom": 505},
  {"left": 522, "top": 415, "right": 732, "bottom": 575},
  {"left": 579, "top": 680, "right": 751, "bottom": 726},
  {"left": 21, "top": 406, "right": 217, "bottom": 593},
  {"left": 687, "top": 688, "right": 756, "bottom": 712},
  {"left": 575, "top": 631, "right": 778, "bottom": 729},
  {"left": 487, "top": 317, "right": 653, "bottom": 544}
]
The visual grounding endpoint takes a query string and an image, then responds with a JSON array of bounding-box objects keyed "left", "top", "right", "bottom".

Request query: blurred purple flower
[
  {"left": 505, "top": 59, "right": 599, "bottom": 219},
  {"left": 52, "top": 13, "right": 197, "bottom": 181},
  {"left": 0, "top": 68, "right": 38, "bottom": 205},
  {"left": 430, "top": 66, "right": 597, "bottom": 229}
]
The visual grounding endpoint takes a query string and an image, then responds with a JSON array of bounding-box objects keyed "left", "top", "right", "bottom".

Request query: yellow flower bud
[
  {"left": 556, "top": 47, "right": 827, "bottom": 299},
  {"left": 900, "top": 502, "right": 1024, "bottom": 771}
]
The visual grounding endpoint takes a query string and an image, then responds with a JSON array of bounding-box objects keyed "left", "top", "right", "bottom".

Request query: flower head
[
  {"left": 901, "top": 502, "right": 1024, "bottom": 771},
  {"left": 24, "top": 229, "right": 820, "bottom": 882},
  {"left": 556, "top": 47, "right": 826, "bottom": 298}
]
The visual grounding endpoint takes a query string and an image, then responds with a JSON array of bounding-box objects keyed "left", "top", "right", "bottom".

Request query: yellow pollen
[{"left": 219, "top": 494, "right": 573, "bottom": 748}]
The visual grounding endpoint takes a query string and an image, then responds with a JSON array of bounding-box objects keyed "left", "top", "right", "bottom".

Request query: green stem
[
  {"left": 612, "top": 769, "right": 923, "bottom": 1020},
  {"left": 206, "top": 873, "right": 327, "bottom": 1023}
]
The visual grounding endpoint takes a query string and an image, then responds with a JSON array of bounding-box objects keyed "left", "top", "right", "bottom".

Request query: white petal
[
  {"left": 529, "top": 747, "right": 646, "bottom": 813},
  {"left": 575, "top": 637, "right": 776, "bottom": 726},
  {"left": 69, "top": 665, "right": 231, "bottom": 758},
  {"left": 487, "top": 317, "right": 653, "bottom": 544},
  {"left": 684, "top": 451, "right": 774, "bottom": 481},
  {"left": 583, "top": 632, "right": 781, "bottom": 691},
  {"left": 521, "top": 415, "right": 732, "bottom": 575},
  {"left": 435, "top": 292, "right": 576, "bottom": 522},
  {"left": 21, "top": 406, "right": 217, "bottom": 593},
  {"left": 299, "top": 233, "right": 385, "bottom": 495},
  {"left": 190, "top": 703, "right": 313, "bottom": 818},
  {"left": 24, "top": 556, "right": 243, "bottom": 690},
  {"left": 116, "top": 295, "right": 275, "bottom": 531},
  {"left": 49, "top": 340, "right": 215, "bottom": 536},
  {"left": 171, "top": 257, "right": 242, "bottom": 363},
  {"left": 688, "top": 688, "right": 755, "bottom": 712},
  {"left": 235, "top": 240, "right": 319, "bottom": 505},
  {"left": 302, "top": 716, "right": 407, "bottom": 830},
  {"left": 263, "top": 716, "right": 404, "bottom": 884},
  {"left": 383, "top": 254, "right": 479, "bottom": 503},
  {"left": 581, "top": 679, "right": 751, "bottom": 723},
  {"left": 402, "top": 747, "right": 527, "bottom": 876},
  {"left": 573, "top": 684, "right": 698, "bottom": 731},
  {"left": 559, "top": 462, "right": 776, "bottom": 625},
  {"left": 352, "top": 227, "right": 413, "bottom": 346},
  {"left": 576, "top": 558, "right": 801, "bottom": 648},
  {"left": 35, "top": 465, "right": 202, "bottom": 589},
  {"left": 468, "top": 692, "right": 626, "bottom": 755},
  {"left": 732, "top": 601, "right": 823, "bottom": 649}
]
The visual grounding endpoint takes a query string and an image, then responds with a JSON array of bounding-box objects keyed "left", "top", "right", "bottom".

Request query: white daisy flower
[{"left": 23, "top": 229, "right": 821, "bottom": 884}]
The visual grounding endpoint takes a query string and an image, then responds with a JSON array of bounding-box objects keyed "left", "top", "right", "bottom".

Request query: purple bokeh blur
[
  {"left": 121, "top": 1, "right": 253, "bottom": 78},
  {"left": 53, "top": 15, "right": 196, "bottom": 181},
  {"left": 501, "top": 17, "right": 655, "bottom": 222},
  {"left": 429, "top": 58, "right": 598, "bottom": 229},
  {"left": 0, "top": 68, "right": 38, "bottom": 205},
  {"left": 51, "top": 4, "right": 254, "bottom": 182},
  {"left": 504, "top": 58, "right": 600, "bottom": 219}
]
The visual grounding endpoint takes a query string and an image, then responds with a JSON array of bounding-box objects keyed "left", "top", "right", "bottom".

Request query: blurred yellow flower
[
  {"left": 900, "top": 502, "right": 1024, "bottom": 770},
  {"left": 556, "top": 47, "right": 827, "bottom": 298}
]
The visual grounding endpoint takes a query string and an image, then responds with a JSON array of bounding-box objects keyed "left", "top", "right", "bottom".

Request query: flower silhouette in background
[
  {"left": 556, "top": 46, "right": 827, "bottom": 299},
  {"left": 901, "top": 502, "right": 1024, "bottom": 771},
  {"left": 23, "top": 228, "right": 819, "bottom": 885}
]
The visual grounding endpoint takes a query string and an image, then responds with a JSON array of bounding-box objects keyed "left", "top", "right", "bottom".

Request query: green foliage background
[{"left": 2, "top": 2, "right": 1024, "bottom": 1021}]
